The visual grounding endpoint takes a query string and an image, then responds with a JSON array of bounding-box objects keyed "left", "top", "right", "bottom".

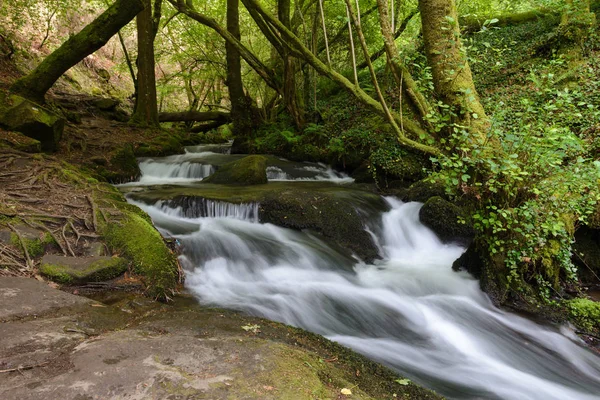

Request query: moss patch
[
  {"left": 419, "top": 197, "right": 475, "bottom": 245},
  {"left": 10, "top": 231, "right": 54, "bottom": 258},
  {"left": 568, "top": 298, "right": 600, "bottom": 333},
  {"left": 40, "top": 256, "right": 127, "bottom": 284},
  {"left": 102, "top": 209, "right": 178, "bottom": 300},
  {"left": 203, "top": 155, "right": 268, "bottom": 185},
  {"left": 0, "top": 131, "right": 41, "bottom": 153}
]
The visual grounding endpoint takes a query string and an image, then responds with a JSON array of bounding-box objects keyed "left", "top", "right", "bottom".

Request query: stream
[{"left": 121, "top": 144, "right": 600, "bottom": 400}]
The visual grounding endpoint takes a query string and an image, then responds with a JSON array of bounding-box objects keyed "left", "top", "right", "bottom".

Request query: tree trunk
[
  {"left": 560, "top": 0, "right": 596, "bottom": 44},
  {"left": 279, "top": 0, "right": 304, "bottom": 129},
  {"left": 418, "top": 0, "right": 488, "bottom": 139},
  {"left": 376, "top": 0, "right": 432, "bottom": 124},
  {"left": 130, "top": 0, "right": 161, "bottom": 126},
  {"left": 10, "top": 0, "right": 144, "bottom": 104},
  {"left": 227, "top": 0, "right": 255, "bottom": 138}
]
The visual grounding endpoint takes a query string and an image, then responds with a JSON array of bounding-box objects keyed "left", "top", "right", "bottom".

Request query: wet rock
[
  {"left": 40, "top": 255, "right": 127, "bottom": 284},
  {"left": 203, "top": 155, "right": 268, "bottom": 185},
  {"left": 0, "top": 94, "right": 64, "bottom": 151},
  {"left": 419, "top": 196, "right": 475, "bottom": 245}
]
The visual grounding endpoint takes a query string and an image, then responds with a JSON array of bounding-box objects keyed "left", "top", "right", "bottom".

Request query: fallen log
[{"left": 158, "top": 111, "right": 231, "bottom": 123}]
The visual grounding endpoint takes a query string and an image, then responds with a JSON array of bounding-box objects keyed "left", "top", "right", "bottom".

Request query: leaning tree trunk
[
  {"left": 130, "top": 0, "right": 161, "bottom": 126},
  {"left": 10, "top": 0, "right": 144, "bottom": 104},
  {"left": 226, "top": 0, "right": 255, "bottom": 138},
  {"left": 418, "top": 0, "right": 488, "bottom": 140}
]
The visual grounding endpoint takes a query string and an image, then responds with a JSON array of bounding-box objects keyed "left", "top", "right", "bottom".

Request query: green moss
[
  {"left": 40, "top": 257, "right": 127, "bottom": 284},
  {"left": 102, "top": 210, "right": 177, "bottom": 300},
  {"left": 39, "top": 264, "right": 74, "bottom": 284},
  {"left": 203, "top": 155, "right": 268, "bottom": 185},
  {"left": 135, "top": 132, "right": 185, "bottom": 157},
  {"left": 10, "top": 231, "right": 53, "bottom": 258},
  {"left": 568, "top": 298, "right": 600, "bottom": 332}
]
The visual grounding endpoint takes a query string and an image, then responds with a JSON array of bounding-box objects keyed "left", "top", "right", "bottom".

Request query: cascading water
[
  {"left": 138, "top": 159, "right": 214, "bottom": 184},
  {"left": 132, "top": 196, "right": 600, "bottom": 400}
]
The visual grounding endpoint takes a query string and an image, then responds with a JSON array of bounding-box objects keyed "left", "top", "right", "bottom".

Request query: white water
[
  {"left": 133, "top": 197, "right": 600, "bottom": 400},
  {"left": 125, "top": 145, "right": 353, "bottom": 186}
]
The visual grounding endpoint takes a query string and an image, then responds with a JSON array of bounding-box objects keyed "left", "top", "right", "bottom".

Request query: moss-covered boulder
[
  {"left": 399, "top": 179, "right": 449, "bottom": 203},
  {"left": 0, "top": 225, "right": 54, "bottom": 258},
  {"left": 0, "top": 94, "right": 64, "bottom": 151},
  {"left": 419, "top": 196, "right": 475, "bottom": 245},
  {"left": 203, "top": 155, "right": 268, "bottom": 185},
  {"left": 102, "top": 208, "right": 178, "bottom": 299},
  {"left": 40, "top": 254, "right": 127, "bottom": 284},
  {"left": 0, "top": 131, "right": 41, "bottom": 153}
]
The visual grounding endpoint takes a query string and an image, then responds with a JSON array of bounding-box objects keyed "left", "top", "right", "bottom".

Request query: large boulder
[
  {"left": 0, "top": 94, "right": 64, "bottom": 151},
  {"left": 419, "top": 196, "right": 475, "bottom": 245},
  {"left": 203, "top": 155, "right": 268, "bottom": 185}
]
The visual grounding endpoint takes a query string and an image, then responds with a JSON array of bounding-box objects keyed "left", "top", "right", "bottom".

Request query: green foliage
[{"left": 568, "top": 298, "right": 600, "bottom": 332}]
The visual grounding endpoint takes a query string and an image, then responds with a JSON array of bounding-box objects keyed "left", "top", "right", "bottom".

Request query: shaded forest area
[{"left": 0, "top": 0, "right": 599, "bottom": 335}]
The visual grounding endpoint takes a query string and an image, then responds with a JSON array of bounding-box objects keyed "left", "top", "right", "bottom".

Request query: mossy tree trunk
[
  {"left": 418, "top": 0, "right": 489, "bottom": 141},
  {"left": 226, "top": 0, "right": 256, "bottom": 138},
  {"left": 560, "top": 0, "right": 596, "bottom": 45},
  {"left": 10, "top": 0, "right": 144, "bottom": 104},
  {"left": 130, "top": 0, "right": 161, "bottom": 126}
]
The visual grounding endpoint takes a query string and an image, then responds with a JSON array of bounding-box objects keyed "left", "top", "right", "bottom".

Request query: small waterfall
[
  {"left": 138, "top": 160, "right": 214, "bottom": 184},
  {"left": 266, "top": 166, "right": 292, "bottom": 180},
  {"left": 133, "top": 196, "right": 600, "bottom": 400},
  {"left": 160, "top": 197, "right": 259, "bottom": 222}
]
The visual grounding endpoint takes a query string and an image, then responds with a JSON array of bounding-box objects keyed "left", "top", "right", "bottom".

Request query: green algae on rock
[
  {"left": 102, "top": 209, "right": 178, "bottom": 300},
  {"left": 203, "top": 155, "right": 268, "bottom": 185},
  {"left": 40, "top": 254, "right": 127, "bottom": 284}
]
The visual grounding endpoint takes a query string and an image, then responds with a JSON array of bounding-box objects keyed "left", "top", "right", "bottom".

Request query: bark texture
[
  {"left": 10, "top": 0, "right": 144, "bottom": 104},
  {"left": 130, "top": 0, "right": 161, "bottom": 126},
  {"left": 419, "top": 0, "right": 488, "bottom": 139},
  {"left": 226, "top": 0, "right": 255, "bottom": 138}
]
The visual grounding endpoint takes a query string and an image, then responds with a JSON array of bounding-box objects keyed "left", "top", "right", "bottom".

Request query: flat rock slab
[
  {"left": 0, "top": 277, "right": 91, "bottom": 320},
  {"left": 0, "top": 277, "right": 441, "bottom": 400}
]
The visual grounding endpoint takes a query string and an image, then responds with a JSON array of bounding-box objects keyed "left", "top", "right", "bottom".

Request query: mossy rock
[
  {"left": 93, "top": 97, "right": 119, "bottom": 111},
  {"left": 102, "top": 209, "right": 178, "bottom": 300},
  {"left": 0, "top": 94, "right": 64, "bottom": 151},
  {"left": 40, "top": 255, "right": 127, "bottom": 284},
  {"left": 419, "top": 197, "right": 475, "bottom": 245},
  {"left": 91, "top": 144, "right": 140, "bottom": 183},
  {"left": 399, "top": 179, "right": 449, "bottom": 203},
  {"left": 203, "top": 155, "right": 268, "bottom": 185},
  {"left": 0, "top": 131, "right": 41, "bottom": 153},
  {"left": 5, "top": 226, "right": 54, "bottom": 258},
  {"left": 134, "top": 132, "right": 185, "bottom": 157}
]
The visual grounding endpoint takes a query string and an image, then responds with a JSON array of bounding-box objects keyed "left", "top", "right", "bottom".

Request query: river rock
[
  {"left": 40, "top": 254, "right": 127, "bottom": 284},
  {"left": 0, "top": 94, "right": 64, "bottom": 151},
  {"left": 203, "top": 155, "right": 268, "bottom": 185},
  {"left": 419, "top": 196, "right": 474, "bottom": 245}
]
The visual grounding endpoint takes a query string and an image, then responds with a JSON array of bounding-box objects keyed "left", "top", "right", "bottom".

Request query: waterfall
[{"left": 132, "top": 197, "right": 600, "bottom": 400}]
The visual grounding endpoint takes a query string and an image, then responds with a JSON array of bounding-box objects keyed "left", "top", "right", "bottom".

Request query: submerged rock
[
  {"left": 419, "top": 196, "right": 475, "bottom": 245},
  {"left": 203, "top": 155, "right": 268, "bottom": 185},
  {"left": 40, "top": 254, "right": 127, "bottom": 284},
  {"left": 0, "top": 94, "right": 64, "bottom": 151}
]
